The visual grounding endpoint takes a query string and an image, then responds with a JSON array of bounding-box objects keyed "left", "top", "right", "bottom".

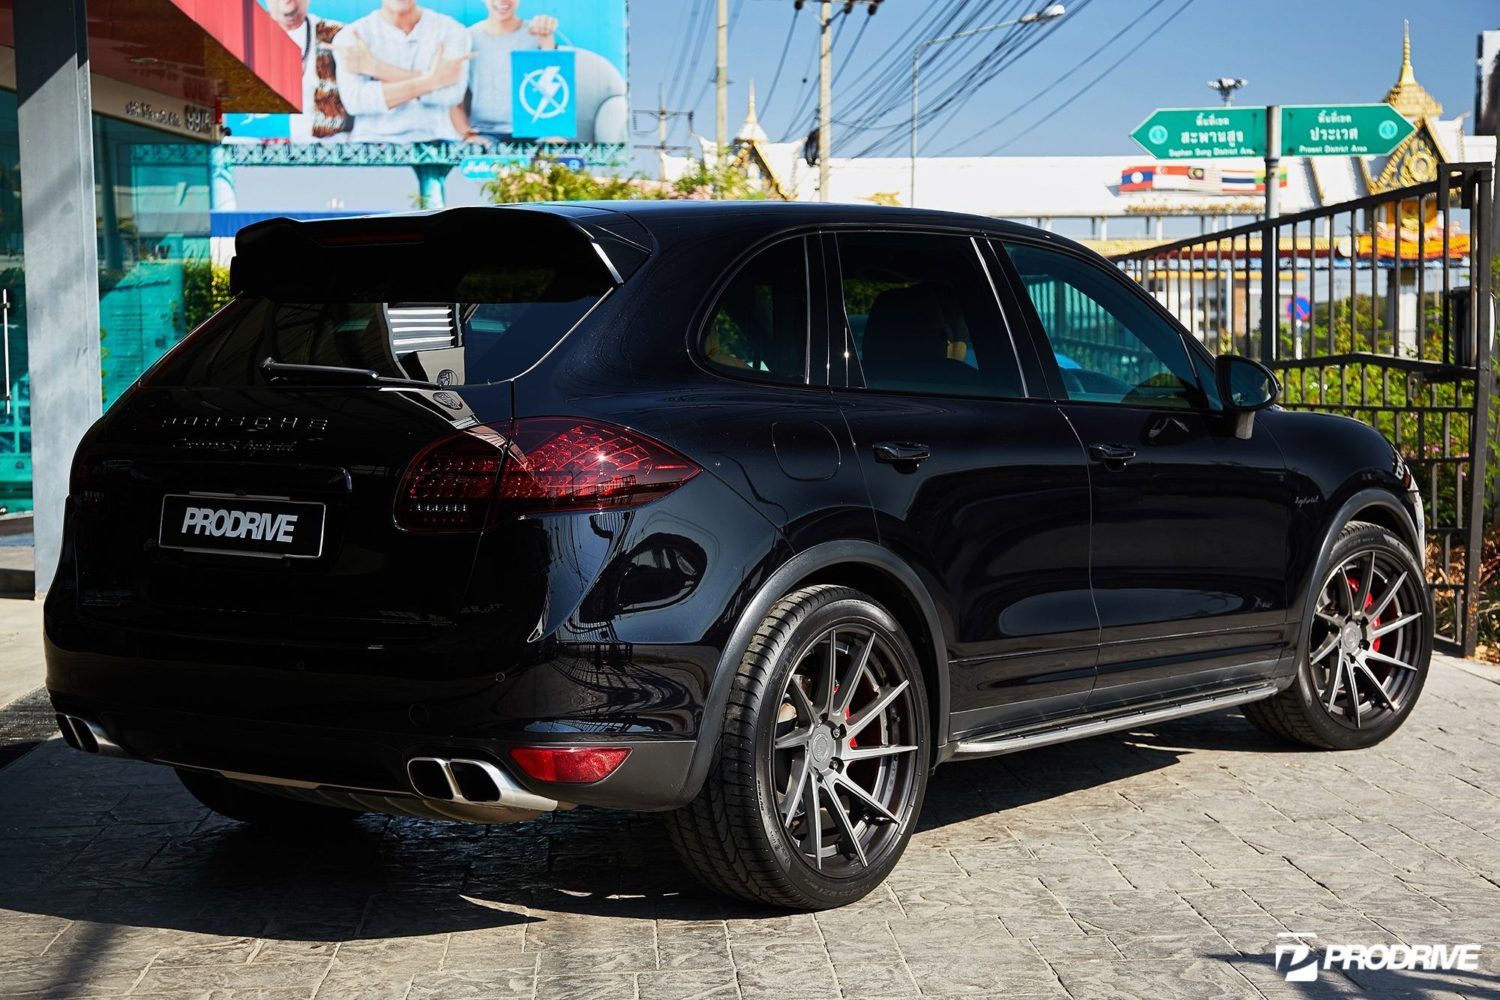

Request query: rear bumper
[
  {"left": 43, "top": 599, "right": 708, "bottom": 813},
  {"left": 46, "top": 694, "right": 700, "bottom": 814}
]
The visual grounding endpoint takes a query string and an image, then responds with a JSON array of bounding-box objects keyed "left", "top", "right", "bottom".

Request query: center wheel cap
[
  {"left": 809, "top": 727, "right": 837, "bottom": 769},
  {"left": 1340, "top": 621, "right": 1363, "bottom": 653}
]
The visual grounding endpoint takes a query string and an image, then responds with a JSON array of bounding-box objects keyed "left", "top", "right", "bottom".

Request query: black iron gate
[{"left": 1111, "top": 162, "right": 1495, "bottom": 655}]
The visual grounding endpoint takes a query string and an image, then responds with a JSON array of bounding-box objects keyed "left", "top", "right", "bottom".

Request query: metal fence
[{"left": 1110, "top": 162, "right": 1495, "bottom": 655}]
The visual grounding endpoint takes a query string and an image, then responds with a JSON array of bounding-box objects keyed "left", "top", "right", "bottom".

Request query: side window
[
  {"left": 1002, "top": 241, "right": 1208, "bottom": 409},
  {"left": 701, "top": 237, "right": 809, "bottom": 383},
  {"left": 836, "top": 232, "right": 1024, "bottom": 399}
]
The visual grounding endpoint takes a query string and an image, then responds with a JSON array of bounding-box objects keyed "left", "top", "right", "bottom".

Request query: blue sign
[
  {"left": 511, "top": 50, "right": 577, "bottom": 140},
  {"left": 459, "top": 155, "right": 531, "bottom": 180},
  {"left": 1286, "top": 295, "right": 1311, "bottom": 322}
]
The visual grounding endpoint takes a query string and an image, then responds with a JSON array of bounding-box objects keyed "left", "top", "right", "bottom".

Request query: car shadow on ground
[{"left": 0, "top": 708, "right": 1301, "bottom": 938}]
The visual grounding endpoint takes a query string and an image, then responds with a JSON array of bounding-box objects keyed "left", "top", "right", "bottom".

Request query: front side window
[
  {"left": 701, "top": 237, "right": 809, "bottom": 384},
  {"left": 1002, "top": 241, "right": 1208, "bottom": 409},
  {"left": 835, "top": 232, "right": 1023, "bottom": 399}
]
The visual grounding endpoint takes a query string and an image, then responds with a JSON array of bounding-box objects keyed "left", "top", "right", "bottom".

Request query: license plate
[{"left": 159, "top": 494, "right": 326, "bottom": 559}]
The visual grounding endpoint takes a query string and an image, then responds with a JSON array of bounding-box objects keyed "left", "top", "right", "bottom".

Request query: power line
[
  {"left": 924, "top": 0, "right": 1104, "bottom": 155},
  {"left": 831, "top": 7, "right": 874, "bottom": 88},
  {"left": 690, "top": 0, "right": 749, "bottom": 113},
  {"left": 759, "top": 6, "right": 803, "bottom": 121},
  {"left": 934, "top": 0, "right": 1161, "bottom": 154},
  {"left": 668, "top": 1, "right": 715, "bottom": 112},
  {"left": 831, "top": 0, "right": 982, "bottom": 131},
  {"left": 662, "top": 2, "right": 708, "bottom": 109},
  {"left": 842, "top": 0, "right": 1060, "bottom": 157},
  {"left": 784, "top": 7, "right": 850, "bottom": 140},
  {"left": 984, "top": 0, "right": 1196, "bottom": 155}
]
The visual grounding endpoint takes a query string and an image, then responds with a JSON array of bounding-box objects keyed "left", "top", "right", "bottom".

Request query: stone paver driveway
[{"left": 3, "top": 655, "right": 1500, "bottom": 999}]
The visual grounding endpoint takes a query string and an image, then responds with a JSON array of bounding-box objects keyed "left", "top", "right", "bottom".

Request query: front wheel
[
  {"left": 665, "top": 585, "right": 930, "bottom": 909},
  {"left": 1244, "top": 520, "right": 1431, "bottom": 750}
]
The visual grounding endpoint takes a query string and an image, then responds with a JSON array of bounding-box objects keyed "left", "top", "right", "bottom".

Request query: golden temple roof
[{"left": 1383, "top": 21, "right": 1442, "bottom": 120}]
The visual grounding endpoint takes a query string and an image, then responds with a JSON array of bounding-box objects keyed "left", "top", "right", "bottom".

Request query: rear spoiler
[{"left": 230, "top": 207, "right": 651, "bottom": 299}]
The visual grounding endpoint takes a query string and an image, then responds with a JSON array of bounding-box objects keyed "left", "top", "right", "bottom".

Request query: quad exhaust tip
[{"left": 405, "top": 755, "right": 560, "bottom": 814}]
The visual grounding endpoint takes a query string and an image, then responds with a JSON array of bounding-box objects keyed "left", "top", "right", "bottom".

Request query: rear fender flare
[{"left": 682, "top": 540, "right": 950, "bottom": 803}]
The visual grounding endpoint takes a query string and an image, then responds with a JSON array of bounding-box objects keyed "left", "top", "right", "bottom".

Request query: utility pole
[
  {"left": 658, "top": 85, "right": 669, "bottom": 179},
  {"left": 632, "top": 96, "right": 695, "bottom": 181},
  {"left": 716, "top": 0, "right": 729, "bottom": 151},
  {"left": 1264, "top": 104, "right": 1280, "bottom": 219},
  {"left": 818, "top": 0, "right": 831, "bottom": 201},
  {"left": 1259, "top": 104, "right": 1281, "bottom": 364}
]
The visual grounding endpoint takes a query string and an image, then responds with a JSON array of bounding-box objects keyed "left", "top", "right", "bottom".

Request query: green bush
[
  {"left": 481, "top": 158, "right": 765, "bottom": 205},
  {"left": 182, "top": 260, "right": 231, "bottom": 332}
]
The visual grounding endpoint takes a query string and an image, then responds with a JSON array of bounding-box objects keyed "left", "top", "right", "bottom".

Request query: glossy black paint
[{"left": 46, "top": 202, "right": 1422, "bottom": 812}]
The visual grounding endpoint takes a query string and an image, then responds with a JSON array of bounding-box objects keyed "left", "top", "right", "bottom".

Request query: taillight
[
  {"left": 509, "top": 746, "right": 631, "bottom": 783},
  {"left": 394, "top": 425, "right": 509, "bottom": 531},
  {"left": 501, "top": 418, "right": 699, "bottom": 515},
  {"left": 394, "top": 418, "right": 699, "bottom": 531}
]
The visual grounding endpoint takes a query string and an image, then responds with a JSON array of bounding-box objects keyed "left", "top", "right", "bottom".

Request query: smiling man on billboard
[
  {"left": 458, "top": 0, "right": 559, "bottom": 143},
  {"left": 332, "top": 0, "right": 474, "bottom": 143},
  {"left": 267, "top": 0, "right": 354, "bottom": 141}
]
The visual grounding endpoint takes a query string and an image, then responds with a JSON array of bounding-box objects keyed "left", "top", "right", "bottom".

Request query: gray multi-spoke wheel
[
  {"left": 1244, "top": 520, "right": 1431, "bottom": 750},
  {"left": 772, "top": 621, "right": 923, "bottom": 876},
  {"left": 664, "top": 585, "right": 929, "bottom": 909}
]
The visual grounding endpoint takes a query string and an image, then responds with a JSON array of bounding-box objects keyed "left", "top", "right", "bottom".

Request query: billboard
[
  {"left": 226, "top": 1, "right": 628, "bottom": 145},
  {"left": 1479, "top": 30, "right": 1500, "bottom": 137}
]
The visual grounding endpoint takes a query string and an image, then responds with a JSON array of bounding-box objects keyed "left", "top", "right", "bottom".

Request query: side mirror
[{"left": 1214, "top": 355, "right": 1279, "bottom": 439}]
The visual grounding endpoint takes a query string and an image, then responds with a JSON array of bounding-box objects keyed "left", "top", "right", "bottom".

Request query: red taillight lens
[
  {"left": 395, "top": 418, "right": 699, "bottom": 531},
  {"left": 509, "top": 746, "right": 631, "bottom": 783},
  {"left": 394, "top": 425, "right": 509, "bottom": 531},
  {"left": 499, "top": 418, "right": 699, "bottom": 515}
]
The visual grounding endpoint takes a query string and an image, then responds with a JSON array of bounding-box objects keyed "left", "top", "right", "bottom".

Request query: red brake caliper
[{"left": 1347, "top": 577, "right": 1381, "bottom": 653}]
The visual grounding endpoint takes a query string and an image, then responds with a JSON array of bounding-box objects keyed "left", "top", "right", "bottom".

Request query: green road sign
[
  {"left": 1130, "top": 107, "right": 1266, "bottom": 159},
  {"left": 1279, "top": 104, "right": 1413, "bottom": 157}
]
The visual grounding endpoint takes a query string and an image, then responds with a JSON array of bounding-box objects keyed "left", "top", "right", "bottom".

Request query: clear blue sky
[{"left": 231, "top": 0, "right": 1500, "bottom": 212}]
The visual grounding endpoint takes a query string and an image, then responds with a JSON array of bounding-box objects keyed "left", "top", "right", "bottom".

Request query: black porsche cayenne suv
[{"left": 46, "top": 202, "right": 1431, "bottom": 910}]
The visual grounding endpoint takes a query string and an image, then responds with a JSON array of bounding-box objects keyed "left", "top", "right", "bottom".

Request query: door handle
[
  {"left": 873, "top": 441, "right": 931, "bottom": 465},
  {"left": 1088, "top": 443, "right": 1136, "bottom": 467}
]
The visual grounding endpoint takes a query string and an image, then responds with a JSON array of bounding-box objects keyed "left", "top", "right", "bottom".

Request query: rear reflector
[{"left": 508, "top": 746, "right": 631, "bottom": 784}]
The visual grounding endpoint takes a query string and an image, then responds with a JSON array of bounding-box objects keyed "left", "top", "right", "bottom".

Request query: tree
[{"left": 481, "top": 158, "right": 766, "bottom": 205}]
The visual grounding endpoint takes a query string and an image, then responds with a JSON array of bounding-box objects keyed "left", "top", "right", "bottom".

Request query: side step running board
[{"left": 952, "top": 683, "right": 1280, "bottom": 758}]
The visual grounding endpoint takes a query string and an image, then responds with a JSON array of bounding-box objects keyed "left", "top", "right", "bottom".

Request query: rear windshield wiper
[{"left": 259, "top": 357, "right": 443, "bottom": 390}]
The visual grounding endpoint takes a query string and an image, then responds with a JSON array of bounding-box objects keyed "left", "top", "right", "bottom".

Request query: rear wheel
[
  {"left": 665, "top": 585, "right": 929, "bottom": 909},
  {"left": 176, "top": 769, "right": 362, "bottom": 828},
  {"left": 1244, "top": 520, "right": 1431, "bottom": 749}
]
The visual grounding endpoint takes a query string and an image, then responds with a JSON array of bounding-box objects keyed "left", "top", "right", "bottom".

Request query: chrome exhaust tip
[
  {"left": 56, "top": 715, "right": 128, "bottom": 757},
  {"left": 405, "top": 755, "right": 560, "bottom": 814}
]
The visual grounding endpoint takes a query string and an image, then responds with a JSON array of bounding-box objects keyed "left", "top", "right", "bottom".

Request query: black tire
[
  {"left": 665, "top": 585, "right": 930, "bottom": 910},
  {"left": 1244, "top": 520, "right": 1432, "bottom": 750},
  {"left": 176, "top": 768, "right": 361, "bottom": 828}
]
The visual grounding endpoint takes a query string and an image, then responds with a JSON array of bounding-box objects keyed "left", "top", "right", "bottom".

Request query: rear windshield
[{"left": 150, "top": 216, "right": 619, "bottom": 388}]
